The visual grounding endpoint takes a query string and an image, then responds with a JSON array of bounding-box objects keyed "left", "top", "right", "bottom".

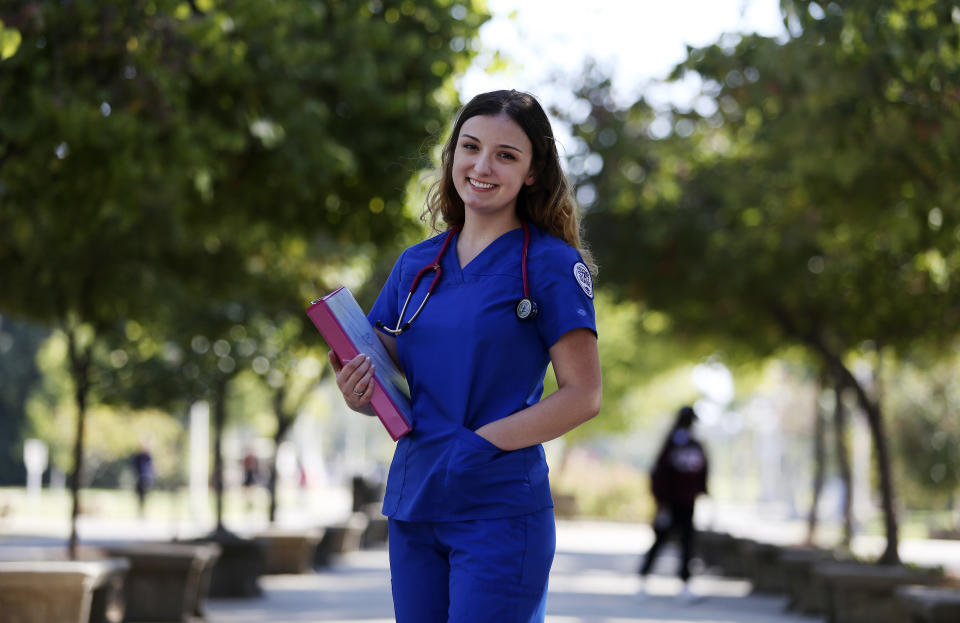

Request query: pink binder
[{"left": 306, "top": 287, "right": 413, "bottom": 441}]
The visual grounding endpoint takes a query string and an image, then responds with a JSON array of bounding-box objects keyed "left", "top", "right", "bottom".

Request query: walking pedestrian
[
  {"left": 637, "top": 405, "right": 709, "bottom": 601},
  {"left": 131, "top": 442, "right": 155, "bottom": 517}
]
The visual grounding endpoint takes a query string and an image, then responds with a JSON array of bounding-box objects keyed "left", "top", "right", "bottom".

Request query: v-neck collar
[{"left": 452, "top": 225, "right": 523, "bottom": 275}]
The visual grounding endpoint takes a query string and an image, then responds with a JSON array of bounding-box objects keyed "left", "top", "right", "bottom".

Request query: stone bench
[
  {"left": 813, "top": 560, "right": 946, "bottom": 623},
  {"left": 894, "top": 584, "right": 960, "bottom": 623},
  {"left": 99, "top": 542, "right": 221, "bottom": 622},
  {"left": 259, "top": 529, "right": 324, "bottom": 575},
  {"left": 0, "top": 558, "right": 129, "bottom": 623}
]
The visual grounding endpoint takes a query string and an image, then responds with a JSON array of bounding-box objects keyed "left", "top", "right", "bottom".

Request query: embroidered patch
[{"left": 573, "top": 262, "right": 593, "bottom": 299}]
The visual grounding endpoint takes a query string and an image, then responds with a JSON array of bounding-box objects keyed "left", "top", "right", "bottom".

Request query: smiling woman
[{"left": 327, "top": 89, "right": 602, "bottom": 623}]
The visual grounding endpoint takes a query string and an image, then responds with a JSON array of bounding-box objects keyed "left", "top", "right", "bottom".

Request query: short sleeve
[
  {"left": 532, "top": 245, "right": 597, "bottom": 348},
  {"left": 367, "top": 252, "right": 405, "bottom": 330}
]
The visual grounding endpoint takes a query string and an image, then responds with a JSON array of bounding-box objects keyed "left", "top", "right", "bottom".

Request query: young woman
[{"left": 330, "top": 89, "right": 602, "bottom": 622}]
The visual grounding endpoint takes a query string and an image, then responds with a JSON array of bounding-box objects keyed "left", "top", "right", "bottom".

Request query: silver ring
[{"left": 352, "top": 388, "right": 364, "bottom": 396}]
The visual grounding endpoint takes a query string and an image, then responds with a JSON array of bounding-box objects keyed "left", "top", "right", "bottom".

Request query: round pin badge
[{"left": 573, "top": 262, "right": 593, "bottom": 298}]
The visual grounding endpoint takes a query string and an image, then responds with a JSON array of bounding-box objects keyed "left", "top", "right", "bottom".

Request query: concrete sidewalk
[{"left": 206, "top": 520, "right": 823, "bottom": 623}]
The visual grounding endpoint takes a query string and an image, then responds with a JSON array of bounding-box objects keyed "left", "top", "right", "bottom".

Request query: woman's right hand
[{"left": 329, "top": 352, "right": 376, "bottom": 412}]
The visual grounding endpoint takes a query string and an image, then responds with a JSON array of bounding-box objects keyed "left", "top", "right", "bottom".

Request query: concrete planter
[
  {"left": 99, "top": 542, "right": 220, "bottom": 622},
  {"left": 777, "top": 546, "right": 836, "bottom": 614},
  {"left": 739, "top": 540, "right": 786, "bottom": 593},
  {"left": 314, "top": 512, "right": 369, "bottom": 567},
  {"left": 361, "top": 516, "right": 389, "bottom": 549},
  {"left": 813, "top": 560, "right": 946, "bottom": 623},
  {"left": 894, "top": 584, "right": 960, "bottom": 623},
  {"left": 0, "top": 559, "right": 129, "bottom": 623},
  {"left": 260, "top": 529, "right": 324, "bottom": 575},
  {"left": 188, "top": 532, "right": 265, "bottom": 598},
  {"left": 695, "top": 529, "right": 734, "bottom": 571},
  {"left": 351, "top": 476, "right": 386, "bottom": 512}
]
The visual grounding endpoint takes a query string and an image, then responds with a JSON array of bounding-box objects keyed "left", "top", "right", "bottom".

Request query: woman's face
[{"left": 451, "top": 113, "right": 535, "bottom": 221}]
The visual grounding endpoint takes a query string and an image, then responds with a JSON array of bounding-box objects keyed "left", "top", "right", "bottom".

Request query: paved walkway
[{"left": 206, "top": 520, "right": 823, "bottom": 623}]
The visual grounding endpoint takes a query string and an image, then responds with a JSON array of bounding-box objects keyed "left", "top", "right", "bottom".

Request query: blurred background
[{"left": 1, "top": 0, "right": 959, "bottom": 571}]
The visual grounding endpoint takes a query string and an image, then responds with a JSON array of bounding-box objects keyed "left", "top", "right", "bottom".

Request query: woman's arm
[{"left": 474, "top": 328, "right": 602, "bottom": 451}]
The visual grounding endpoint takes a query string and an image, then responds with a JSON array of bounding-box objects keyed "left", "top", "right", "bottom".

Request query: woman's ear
[{"left": 524, "top": 171, "right": 536, "bottom": 186}]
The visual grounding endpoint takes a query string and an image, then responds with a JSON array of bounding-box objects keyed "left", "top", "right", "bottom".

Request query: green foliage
[
  {"left": 560, "top": 2, "right": 960, "bottom": 552},
  {"left": 24, "top": 330, "right": 182, "bottom": 484},
  {"left": 0, "top": 0, "right": 489, "bottom": 332},
  {"left": 552, "top": 448, "right": 654, "bottom": 521},
  {"left": 570, "top": 1, "right": 960, "bottom": 363},
  {"left": 887, "top": 349, "right": 960, "bottom": 508},
  {"left": 0, "top": 0, "right": 488, "bottom": 531}
]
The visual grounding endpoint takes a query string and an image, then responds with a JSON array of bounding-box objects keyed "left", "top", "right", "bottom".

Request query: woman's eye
[
  {"left": 499, "top": 152, "right": 516, "bottom": 160},
  {"left": 462, "top": 142, "right": 478, "bottom": 151}
]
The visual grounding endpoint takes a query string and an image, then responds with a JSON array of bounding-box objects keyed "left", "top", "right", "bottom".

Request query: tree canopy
[
  {"left": 0, "top": 0, "right": 488, "bottom": 551},
  {"left": 567, "top": 0, "right": 960, "bottom": 562}
]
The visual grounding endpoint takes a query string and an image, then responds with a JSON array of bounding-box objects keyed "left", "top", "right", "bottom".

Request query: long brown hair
[{"left": 423, "top": 90, "right": 597, "bottom": 275}]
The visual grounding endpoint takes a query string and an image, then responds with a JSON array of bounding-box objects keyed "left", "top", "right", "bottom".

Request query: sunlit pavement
[
  {"left": 4, "top": 495, "right": 958, "bottom": 622},
  {"left": 206, "top": 520, "right": 824, "bottom": 623}
]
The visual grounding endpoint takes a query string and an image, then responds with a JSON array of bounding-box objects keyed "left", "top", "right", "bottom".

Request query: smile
[{"left": 468, "top": 178, "right": 496, "bottom": 190}]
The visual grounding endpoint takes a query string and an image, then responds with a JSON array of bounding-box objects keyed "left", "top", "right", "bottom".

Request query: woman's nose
[{"left": 472, "top": 150, "right": 493, "bottom": 174}]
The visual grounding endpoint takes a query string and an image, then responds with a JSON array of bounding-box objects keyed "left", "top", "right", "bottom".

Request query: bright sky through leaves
[{"left": 460, "top": 0, "right": 786, "bottom": 110}]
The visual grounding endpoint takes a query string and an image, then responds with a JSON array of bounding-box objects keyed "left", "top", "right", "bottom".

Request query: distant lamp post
[{"left": 23, "top": 439, "right": 48, "bottom": 500}]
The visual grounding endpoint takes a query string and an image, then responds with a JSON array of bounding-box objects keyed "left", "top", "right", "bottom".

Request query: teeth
[{"left": 469, "top": 178, "right": 495, "bottom": 189}]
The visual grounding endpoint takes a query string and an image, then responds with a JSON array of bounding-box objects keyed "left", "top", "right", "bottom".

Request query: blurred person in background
[
  {"left": 242, "top": 446, "right": 260, "bottom": 511},
  {"left": 637, "top": 405, "right": 708, "bottom": 601},
  {"left": 131, "top": 441, "right": 155, "bottom": 517}
]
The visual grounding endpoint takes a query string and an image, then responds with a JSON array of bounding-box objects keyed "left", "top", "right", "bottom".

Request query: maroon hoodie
[{"left": 650, "top": 429, "right": 708, "bottom": 506}]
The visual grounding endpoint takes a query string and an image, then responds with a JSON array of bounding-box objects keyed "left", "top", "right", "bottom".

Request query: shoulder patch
[{"left": 573, "top": 262, "right": 593, "bottom": 299}]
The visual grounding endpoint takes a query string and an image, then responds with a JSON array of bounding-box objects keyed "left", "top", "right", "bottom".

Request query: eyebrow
[{"left": 461, "top": 133, "right": 524, "bottom": 153}]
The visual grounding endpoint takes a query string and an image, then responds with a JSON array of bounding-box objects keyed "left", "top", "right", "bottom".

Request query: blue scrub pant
[{"left": 388, "top": 508, "right": 555, "bottom": 623}]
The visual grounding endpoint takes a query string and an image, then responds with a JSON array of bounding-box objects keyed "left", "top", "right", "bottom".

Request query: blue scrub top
[{"left": 367, "top": 224, "right": 597, "bottom": 522}]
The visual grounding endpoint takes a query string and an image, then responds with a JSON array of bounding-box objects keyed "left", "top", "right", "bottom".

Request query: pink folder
[{"left": 306, "top": 287, "right": 413, "bottom": 441}]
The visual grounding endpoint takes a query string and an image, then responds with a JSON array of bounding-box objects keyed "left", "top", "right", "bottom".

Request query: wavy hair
[{"left": 422, "top": 90, "right": 597, "bottom": 275}]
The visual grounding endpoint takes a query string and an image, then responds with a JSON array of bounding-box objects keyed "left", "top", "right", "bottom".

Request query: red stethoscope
[{"left": 376, "top": 222, "right": 537, "bottom": 336}]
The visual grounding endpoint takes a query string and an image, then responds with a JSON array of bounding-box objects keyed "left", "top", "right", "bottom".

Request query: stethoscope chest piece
[{"left": 515, "top": 297, "right": 538, "bottom": 320}]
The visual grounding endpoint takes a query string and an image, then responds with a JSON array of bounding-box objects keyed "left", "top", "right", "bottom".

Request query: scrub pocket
[{"left": 445, "top": 427, "right": 531, "bottom": 513}]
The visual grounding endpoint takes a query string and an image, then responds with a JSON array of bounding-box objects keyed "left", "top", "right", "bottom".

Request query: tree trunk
[
  {"left": 806, "top": 371, "right": 826, "bottom": 546},
  {"left": 212, "top": 379, "right": 227, "bottom": 533},
  {"left": 953, "top": 490, "right": 960, "bottom": 531},
  {"left": 66, "top": 328, "right": 91, "bottom": 560},
  {"left": 268, "top": 387, "right": 293, "bottom": 524},
  {"left": 833, "top": 376, "right": 854, "bottom": 549},
  {"left": 771, "top": 306, "right": 900, "bottom": 563},
  {"left": 832, "top": 360, "right": 900, "bottom": 564}
]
